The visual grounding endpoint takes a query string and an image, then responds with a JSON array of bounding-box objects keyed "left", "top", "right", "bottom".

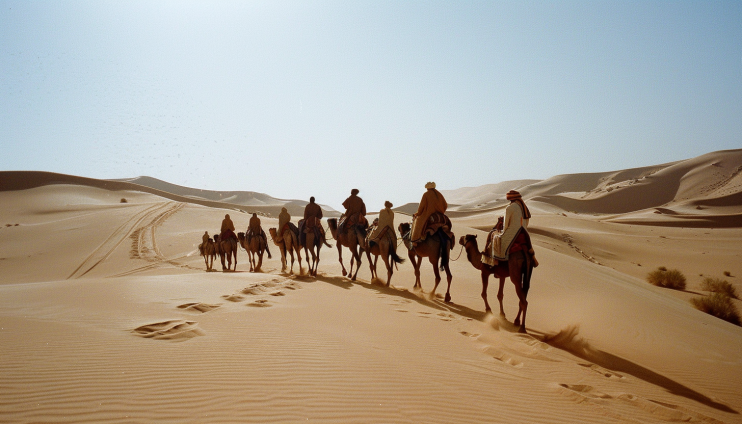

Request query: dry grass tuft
[
  {"left": 724, "top": 271, "right": 732, "bottom": 277},
  {"left": 701, "top": 277, "right": 738, "bottom": 299},
  {"left": 120, "top": 198, "right": 128, "bottom": 203},
  {"left": 646, "top": 267, "right": 686, "bottom": 290},
  {"left": 691, "top": 293, "right": 741, "bottom": 326}
]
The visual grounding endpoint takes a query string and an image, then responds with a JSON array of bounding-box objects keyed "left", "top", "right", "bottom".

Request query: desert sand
[{"left": 1, "top": 149, "right": 741, "bottom": 423}]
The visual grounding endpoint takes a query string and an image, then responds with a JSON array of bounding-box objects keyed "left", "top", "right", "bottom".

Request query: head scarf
[
  {"left": 384, "top": 201, "right": 393, "bottom": 208},
  {"left": 425, "top": 182, "right": 436, "bottom": 189},
  {"left": 506, "top": 190, "right": 531, "bottom": 219}
]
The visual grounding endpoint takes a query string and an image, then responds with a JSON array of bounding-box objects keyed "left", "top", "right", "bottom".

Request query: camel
[
  {"left": 269, "top": 223, "right": 303, "bottom": 274},
  {"left": 214, "top": 234, "right": 238, "bottom": 271},
  {"left": 365, "top": 228, "right": 405, "bottom": 286},
  {"left": 298, "top": 219, "right": 332, "bottom": 277},
  {"left": 238, "top": 231, "right": 271, "bottom": 273},
  {"left": 459, "top": 233, "right": 534, "bottom": 333},
  {"left": 398, "top": 222, "right": 453, "bottom": 303},
  {"left": 199, "top": 238, "right": 217, "bottom": 271},
  {"left": 327, "top": 217, "right": 368, "bottom": 281}
]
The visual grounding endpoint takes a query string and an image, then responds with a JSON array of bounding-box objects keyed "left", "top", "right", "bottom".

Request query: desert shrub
[
  {"left": 646, "top": 268, "right": 686, "bottom": 290},
  {"left": 120, "top": 198, "right": 128, "bottom": 203},
  {"left": 691, "top": 293, "right": 741, "bottom": 326},
  {"left": 724, "top": 271, "right": 731, "bottom": 277},
  {"left": 701, "top": 277, "right": 738, "bottom": 299}
]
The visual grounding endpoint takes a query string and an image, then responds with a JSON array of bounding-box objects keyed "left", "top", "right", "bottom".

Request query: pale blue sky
[{"left": 1, "top": 1, "right": 740, "bottom": 210}]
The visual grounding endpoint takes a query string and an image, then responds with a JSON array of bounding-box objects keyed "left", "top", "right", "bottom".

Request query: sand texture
[{"left": 1, "top": 149, "right": 741, "bottom": 423}]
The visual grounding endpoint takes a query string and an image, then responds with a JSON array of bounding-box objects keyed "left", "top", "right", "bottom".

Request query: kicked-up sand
[{"left": 1, "top": 149, "right": 741, "bottom": 423}]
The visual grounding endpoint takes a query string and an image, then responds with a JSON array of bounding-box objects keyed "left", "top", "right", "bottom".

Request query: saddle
[
  {"left": 418, "top": 212, "right": 454, "bottom": 249},
  {"left": 219, "top": 229, "right": 237, "bottom": 242},
  {"left": 298, "top": 219, "right": 324, "bottom": 247}
]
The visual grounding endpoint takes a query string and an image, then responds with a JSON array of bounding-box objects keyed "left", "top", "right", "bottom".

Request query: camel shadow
[
  {"left": 313, "top": 274, "right": 488, "bottom": 321},
  {"left": 539, "top": 326, "right": 738, "bottom": 414}
]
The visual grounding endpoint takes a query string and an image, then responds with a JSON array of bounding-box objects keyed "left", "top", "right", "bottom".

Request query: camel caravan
[{"left": 197, "top": 184, "right": 538, "bottom": 332}]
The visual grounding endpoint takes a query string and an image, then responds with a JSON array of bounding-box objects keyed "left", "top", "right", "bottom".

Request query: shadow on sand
[{"left": 539, "top": 325, "right": 738, "bottom": 415}]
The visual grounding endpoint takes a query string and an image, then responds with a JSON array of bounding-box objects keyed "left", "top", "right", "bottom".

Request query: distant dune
[
  {"left": 442, "top": 149, "right": 742, "bottom": 227},
  {"left": 0, "top": 171, "right": 340, "bottom": 218}
]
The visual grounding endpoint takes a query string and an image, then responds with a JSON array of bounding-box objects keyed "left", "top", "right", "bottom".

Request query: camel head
[
  {"left": 327, "top": 218, "right": 337, "bottom": 230},
  {"left": 268, "top": 227, "right": 277, "bottom": 238},
  {"left": 398, "top": 222, "right": 411, "bottom": 236},
  {"left": 459, "top": 234, "right": 478, "bottom": 248},
  {"left": 237, "top": 232, "right": 245, "bottom": 242}
]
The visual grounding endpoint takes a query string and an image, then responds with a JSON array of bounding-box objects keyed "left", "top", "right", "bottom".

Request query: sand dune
[
  {"left": 1, "top": 150, "right": 740, "bottom": 423},
  {"left": 1, "top": 171, "right": 339, "bottom": 218}
]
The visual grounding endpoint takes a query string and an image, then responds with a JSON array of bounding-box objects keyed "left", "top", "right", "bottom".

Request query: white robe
[{"left": 485, "top": 202, "right": 529, "bottom": 262}]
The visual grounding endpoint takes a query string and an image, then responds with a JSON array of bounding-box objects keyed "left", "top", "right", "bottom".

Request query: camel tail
[
  {"left": 438, "top": 229, "right": 450, "bottom": 272},
  {"left": 390, "top": 248, "right": 405, "bottom": 265}
]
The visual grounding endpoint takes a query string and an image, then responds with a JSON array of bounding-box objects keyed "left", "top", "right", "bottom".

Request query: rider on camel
[
  {"left": 302, "top": 196, "right": 326, "bottom": 241},
  {"left": 482, "top": 189, "right": 532, "bottom": 266},
  {"left": 276, "top": 207, "right": 291, "bottom": 243},
  {"left": 220, "top": 214, "right": 237, "bottom": 241},
  {"left": 368, "top": 201, "right": 395, "bottom": 248},
  {"left": 410, "top": 182, "right": 447, "bottom": 246},
  {"left": 339, "top": 188, "right": 366, "bottom": 234},
  {"left": 247, "top": 212, "right": 271, "bottom": 257}
]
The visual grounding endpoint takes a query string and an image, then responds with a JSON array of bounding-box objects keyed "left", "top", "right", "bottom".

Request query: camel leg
[
  {"left": 481, "top": 272, "right": 492, "bottom": 313},
  {"left": 337, "top": 244, "right": 347, "bottom": 277},
  {"left": 429, "top": 255, "right": 441, "bottom": 298},
  {"left": 497, "top": 276, "right": 506, "bottom": 318},
  {"left": 351, "top": 247, "right": 362, "bottom": 281},
  {"left": 508, "top": 252, "right": 528, "bottom": 333},
  {"left": 409, "top": 251, "right": 422, "bottom": 290},
  {"left": 280, "top": 244, "right": 287, "bottom": 272},
  {"left": 382, "top": 248, "right": 393, "bottom": 287},
  {"left": 295, "top": 245, "right": 302, "bottom": 275},
  {"left": 443, "top": 262, "right": 452, "bottom": 303}
]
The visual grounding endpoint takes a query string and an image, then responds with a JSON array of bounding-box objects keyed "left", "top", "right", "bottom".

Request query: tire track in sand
[
  {"left": 67, "top": 202, "right": 180, "bottom": 279},
  {"left": 113, "top": 202, "right": 204, "bottom": 277}
]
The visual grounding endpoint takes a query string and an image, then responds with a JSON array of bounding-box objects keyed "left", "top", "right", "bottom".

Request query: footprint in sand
[
  {"left": 578, "top": 363, "right": 624, "bottom": 380},
  {"left": 558, "top": 384, "right": 613, "bottom": 401},
  {"left": 177, "top": 303, "right": 221, "bottom": 313},
  {"left": 437, "top": 312, "right": 456, "bottom": 321},
  {"left": 395, "top": 309, "right": 409, "bottom": 313},
  {"left": 247, "top": 299, "right": 271, "bottom": 307},
  {"left": 269, "top": 291, "right": 285, "bottom": 296},
  {"left": 241, "top": 286, "right": 265, "bottom": 295},
  {"left": 482, "top": 346, "right": 524, "bottom": 368},
  {"left": 222, "top": 294, "right": 245, "bottom": 302},
  {"left": 459, "top": 331, "right": 480, "bottom": 338},
  {"left": 132, "top": 320, "right": 204, "bottom": 341}
]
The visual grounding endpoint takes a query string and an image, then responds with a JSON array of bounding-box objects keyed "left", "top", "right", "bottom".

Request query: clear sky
[{"left": 1, "top": 1, "right": 740, "bottom": 211}]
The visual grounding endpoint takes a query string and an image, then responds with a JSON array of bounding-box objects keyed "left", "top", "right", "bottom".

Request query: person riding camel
[
  {"left": 275, "top": 207, "right": 291, "bottom": 243},
  {"left": 302, "top": 196, "right": 326, "bottom": 243},
  {"left": 220, "top": 214, "right": 237, "bottom": 241},
  {"left": 246, "top": 213, "right": 271, "bottom": 255},
  {"left": 339, "top": 188, "right": 367, "bottom": 234},
  {"left": 482, "top": 190, "right": 534, "bottom": 266},
  {"left": 410, "top": 182, "right": 448, "bottom": 246},
  {"left": 367, "top": 201, "right": 396, "bottom": 248},
  {"left": 199, "top": 231, "right": 210, "bottom": 256}
]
